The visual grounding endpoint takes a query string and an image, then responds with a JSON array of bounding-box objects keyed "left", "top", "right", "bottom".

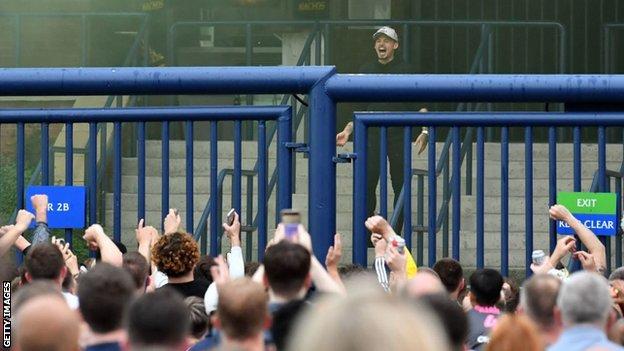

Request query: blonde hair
[
  {"left": 486, "top": 314, "right": 543, "bottom": 351},
  {"left": 287, "top": 285, "right": 448, "bottom": 351}
]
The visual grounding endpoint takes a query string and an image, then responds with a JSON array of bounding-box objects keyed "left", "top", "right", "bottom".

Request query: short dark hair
[
  {"left": 127, "top": 288, "right": 190, "bottom": 348},
  {"left": 520, "top": 274, "right": 561, "bottom": 328},
  {"left": 432, "top": 258, "right": 464, "bottom": 293},
  {"left": 185, "top": 297, "right": 209, "bottom": 339},
  {"left": 469, "top": 269, "right": 503, "bottom": 306},
  {"left": 78, "top": 263, "right": 135, "bottom": 333},
  {"left": 123, "top": 252, "right": 150, "bottom": 290},
  {"left": 419, "top": 294, "right": 468, "bottom": 351},
  {"left": 337, "top": 264, "right": 368, "bottom": 280},
  {"left": 263, "top": 241, "right": 311, "bottom": 298},
  {"left": 610, "top": 267, "right": 624, "bottom": 281},
  {"left": 25, "top": 243, "right": 64, "bottom": 280},
  {"left": 193, "top": 255, "right": 216, "bottom": 284}
]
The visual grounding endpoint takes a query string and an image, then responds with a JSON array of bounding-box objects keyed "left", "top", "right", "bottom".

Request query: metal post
[
  {"left": 452, "top": 126, "right": 460, "bottom": 260},
  {"left": 113, "top": 122, "right": 122, "bottom": 242},
  {"left": 65, "top": 123, "right": 74, "bottom": 244},
  {"left": 162, "top": 121, "right": 170, "bottom": 231},
  {"left": 403, "top": 127, "right": 412, "bottom": 249},
  {"left": 525, "top": 126, "right": 533, "bottom": 277},
  {"left": 41, "top": 123, "right": 49, "bottom": 185},
  {"left": 380, "top": 127, "right": 388, "bottom": 218},
  {"left": 428, "top": 127, "right": 437, "bottom": 266},
  {"left": 548, "top": 127, "right": 557, "bottom": 253},
  {"left": 209, "top": 122, "right": 218, "bottom": 256},
  {"left": 353, "top": 119, "right": 368, "bottom": 266},
  {"left": 258, "top": 121, "right": 268, "bottom": 260},
  {"left": 186, "top": 121, "right": 194, "bottom": 232},
  {"left": 476, "top": 127, "right": 484, "bottom": 269}
]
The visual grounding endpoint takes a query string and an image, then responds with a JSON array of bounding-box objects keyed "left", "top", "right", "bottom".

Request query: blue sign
[
  {"left": 557, "top": 214, "right": 617, "bottom": 236},
  {"left": 25, "top": 186, "right": 86, "bottom": 229}
]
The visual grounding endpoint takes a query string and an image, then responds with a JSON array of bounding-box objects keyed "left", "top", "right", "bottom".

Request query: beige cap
[{"left": 373, "top": 26, "right": 398, "bottom": 42}]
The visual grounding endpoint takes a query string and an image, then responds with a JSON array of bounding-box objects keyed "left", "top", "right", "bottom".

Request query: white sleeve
[
  {"left": 226, "top": 246, "right": 245, "bottom": 279},
  {"left": 153, "top": 270, "right": 169, "bottom": 288}
]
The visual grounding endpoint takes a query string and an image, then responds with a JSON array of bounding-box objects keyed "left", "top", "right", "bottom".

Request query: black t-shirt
[
  {"left": 358, "top": 57, "right": 414, "bottom": 74},
  {"left": 164, "top": 279, "right": 210, "bottom": 298}
]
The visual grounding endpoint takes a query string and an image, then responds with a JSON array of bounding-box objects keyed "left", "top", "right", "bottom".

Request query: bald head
[
  {"left": 14, "top": 295, "right": 80, "bottom": 351},
  {"left": 402, "top": 270, "right": 447, "bottom": 298}
]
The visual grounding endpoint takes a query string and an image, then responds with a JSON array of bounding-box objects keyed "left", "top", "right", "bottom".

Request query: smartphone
[
  {"left": 280, "top": 209, "right": 300, "bottom": 240},
  {"left": 226, "top": 208, "right": 236, "bottom": 226}
]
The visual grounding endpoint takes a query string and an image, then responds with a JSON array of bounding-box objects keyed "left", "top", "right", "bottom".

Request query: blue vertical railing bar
[
  {"left": 573, "top": 127, "right": 582, "bottom": 191},
  {"left": 598, "top": 126, "right": 606, "bottom": 192},
  {"left": 353, "top": 119, "right": 368, "bottom": 266},
  {"left": 548, "top": 127, "right": 557, "bottom": 253},
  {"left": 137, "top": 122, "right": 146, "bottom": 222},
  {"left": 113, "top": 122, "right": 122, "bottom": 242},
  {"left": 524, "top": 126, "right": 533, "bottom": 277},
  {"left": 258, "top": 121, "right": 268, "bottom": 260},
  {"left": 234, "top": 121, "right": 242, "bottom": 215},
  {"left": 41, "top": 123, "right": 49, "bottom": 185},
  {"left": 616, "top": 179, "right": 622, "bottom": 268},
  {"left": 428, "top": 127, "right": 437, "bottom": 266},
  {"left": 476, "top": 127, "right": 484, "bottom": 269},
  {"left": 209, "top": 122, "right": 218, "bottom": 256},
  {"left": 380, "top": 127, "right": 388, "bottom": 218},
  {"left": 416, "top": 175, "right": 424, "bottom": 266},
  {"left": 276, "top": 111, "right": 293, "bottom": 214},
  {"left": 403, "top": 127, "right": 412, "bottom": 249},
  {"left": 65, "top": 123, "right": 73, "bottom": 244},
  {"left": 88, "top": 123, "right": 97, "bottom": 225},
  {"left": 16, "top": 123, "right": 25, "bottom": 210},
  {"left": 451, "top": 126, "right": 461, "bottom": 260},
  {"left": 186, "top": 121, "right": 194, "bottom": 233},
  {"left": 501, "top": 126, "right": 509, "bottom": 277},
  {"left": 161, "top": 121, "right": 170, "bottom": 230}
]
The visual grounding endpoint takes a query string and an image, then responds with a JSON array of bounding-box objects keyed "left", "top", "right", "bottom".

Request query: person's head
[
  {"left": 271, "top": 299, "right": 308, "bottom": 351},
  {"left": 469, "top": 268, "right": 504, "bottom": 307},
  {"left": 12, "top": 280, "right": 63, "bottom": 315},
  {"left": 245, "top": 261, "right": 261, "bottom": 277},
  {"left": 215, "top": 278, "right": 269, "bottom": 342},
  {"left": 520, "top": 274, "right": 562, "bottom": 330},
  {"left": 432, "top": 258, "right": 464, "bottom": 296},
  {"left": 123, "top": 252, "right": 150, "bottom": 293},
  {"left": 24, "top": 242, "right": 66, "bottom": 284},
  {"left": 288, "top": 288, "right": 448, "bottom": 351},
  {"left": 263, "top": 241, "right": 311, "bottom": 299},
  {"left": 78, "top": 262, "right": 136, "bottom": 334},
  {"left": 127, "top": 288, "right": 190, "bottom": 350},
  {"left": 185, "top": 296, "right": 209, "bottom": 340},
  {"left": 337, "top": 263, "right": 368, "bottom": 281},
  {"left": 151, "top": 231, "right": 200, "bottom": 278},
  {"left": 193, "top": 255, "right": 216, "bottom": 283},
  {"left": 502, "top": 277, "right": 520, "bottom": 313},
  {"left": 557, "top": 271, "right": 613, "bottom": 329},
  {"left": 485, "top": 314, "right": 543, "bottom": 351},
  {"left": 14, "top": 295, "right": 80, "bottom": 351},
  {"left": 610, "top": 267, "right": 624, "bottom": 281},
  {"left": 418, "top": 293, "right": 468, "bottom": 351},
  {"left": 372, "top": 26, "right": 399, "bottom": 64},
  {"left": 402, "top": 270, "right": 447, "bottom": 298}
]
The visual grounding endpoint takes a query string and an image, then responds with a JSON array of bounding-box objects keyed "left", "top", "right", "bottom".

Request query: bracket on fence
[
  {"left": 284, "top": 142, "right": 309, "bottom": 154},
  {"left": 333, "top": 153, "right": 357, "bottom": 163}
]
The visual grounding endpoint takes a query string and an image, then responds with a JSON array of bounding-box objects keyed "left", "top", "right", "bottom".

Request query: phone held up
[
  {"left": 226, "top": 208, "right": 236, "bottom": 226},
  {"left": 280, "top": 209, "right": 300, "bottom": 241}
]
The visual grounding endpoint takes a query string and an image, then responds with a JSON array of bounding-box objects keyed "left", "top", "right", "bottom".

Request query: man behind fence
[{"left": 336, "top": 26, "right": 428, "bottom": 235}]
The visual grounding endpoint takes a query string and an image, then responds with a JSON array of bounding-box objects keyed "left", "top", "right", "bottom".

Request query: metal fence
[{"left": 2, "top": 67, "right": 624, "bottom": 273}]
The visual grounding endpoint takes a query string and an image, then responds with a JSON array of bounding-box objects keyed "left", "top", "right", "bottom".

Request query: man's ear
[
  {"left": 59, "top": 266, "right": 68, "bottom": 283},
  {"left": 304, "top": 273, "right": 312, "bottom": 289},
  {"left": 262, "top": 273, "right": 270, "bottom": 289},
  {"left": 554, "top": 306, "right": 563, "bottom": 327},
  {"left": 263, "top": 314, "right": 272, "bottom": 330},
  {"left": 393, "top": 42, "right": 399, "bottom": 50},
  {"left": 213, "top": 315, "right": 222, "bottom": 330},
  {"left": 25, "top": 271, "right": 33, "bottom": 283},
  {"left": 458, "top": 278, "right": 465, "bottom": 292}
]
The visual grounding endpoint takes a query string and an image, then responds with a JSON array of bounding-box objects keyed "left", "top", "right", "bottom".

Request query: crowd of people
[{"left": 1, "top": 194, "right": 624, "bottom": 351}]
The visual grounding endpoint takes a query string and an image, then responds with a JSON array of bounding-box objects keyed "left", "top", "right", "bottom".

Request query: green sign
[{"left": 557, "top": 192, "right": 617, "bottom": 236}]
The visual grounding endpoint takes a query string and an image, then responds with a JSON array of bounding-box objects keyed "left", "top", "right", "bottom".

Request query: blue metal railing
[
  {"left": 353, "top": 112, "right": 624, "bottom": 276},
  {"left": 2, "top": 106, "right": 292, "bottom": 260},
  {"left": 6, "top": 68, "right": 624, "bottom": 272}
]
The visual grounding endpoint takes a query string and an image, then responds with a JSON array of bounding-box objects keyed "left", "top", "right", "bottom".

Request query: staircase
[{"left": 103, "top": 139, "right": 623, "bottom": 269}]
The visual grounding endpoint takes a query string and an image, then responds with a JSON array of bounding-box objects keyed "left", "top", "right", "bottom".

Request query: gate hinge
[
  {"left": 284, "top": 142, "right": 309, "bottom": 154},
  {"left": 333, "top": 153, "right": 357, "bottom": 163}
]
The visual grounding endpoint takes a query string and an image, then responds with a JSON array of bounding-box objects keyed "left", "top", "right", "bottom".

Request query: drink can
[
  {"left": 391, "top": 236, "right": 406, "bottom": 254},
  {"left": 532, "top": 250, "right": 546, "bottom": 265}
]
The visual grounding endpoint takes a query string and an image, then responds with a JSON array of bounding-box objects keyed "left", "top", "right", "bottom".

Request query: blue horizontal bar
[
  {"left": 0, "top": 106, "right": 291, "bottom": 123},
  {"left": 330, "top": 75, "right": 624, "bottom": 102},
  {"left": 0, "top": 67, "right": 335, "bottom": 96},
  {"left": 354, "top": 112, "right": 624, "bottom": 127}
]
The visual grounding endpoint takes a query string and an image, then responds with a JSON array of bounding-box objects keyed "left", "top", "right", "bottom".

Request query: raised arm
[
  {"left": 0, "top": 210, "right": 34, "bottom": 257},
  {"left": 83, "top": 224, "right": 123, "bottom": 267}
]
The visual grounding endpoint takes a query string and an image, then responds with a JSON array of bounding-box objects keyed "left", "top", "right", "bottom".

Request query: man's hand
[
  {"left": 574, "top": 251, "right": 598, "bottom": 272},
  {"left": 413, "top": 108, "right": 429, "bottom": 155},
  {"left": 30, "top": 194, "right": 49, "bottom": 218},
  {"left": 372, "top": 233, "right": 387, "bottom": 258},
  {"left": 163, "top": 209, "right": 181, "bottom": 234},
  {"left": 136, "top": 219, "right": 157, "bottom": 246},
  {"left": 549, "top": 204, "right": 574, "bottom": 223},
  {"left": 325, "top": 233, "right": 343, "bottom": 269},
  {"left": 83, "top": 224, "right": 105, "bottom": 251},
  {"left": 336, "top": 122, "right": 353, "bottom": 147},
  {"left": 223, "top": 211, "right": 241, "bottom": 247},
  {"left": 386, "top": 245, "right": 406, "bottom": 275},
  {"left": 15, "top": 210, "right": 35, "bottom": 231},
  {"left": 549, "top": 236, "right": 576, "bottom": 266},
  {"left": 0, "top": 225, "right": 13, "bottom": 237},
  {"left": 52, "top": 236, "right": 79, "bottom": 275},
  {"left": 210, "top": 255, "right": 230, "bottom": 287},
  {"left": 365, "top": 215, "right": 395, "bottom": 240}
]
